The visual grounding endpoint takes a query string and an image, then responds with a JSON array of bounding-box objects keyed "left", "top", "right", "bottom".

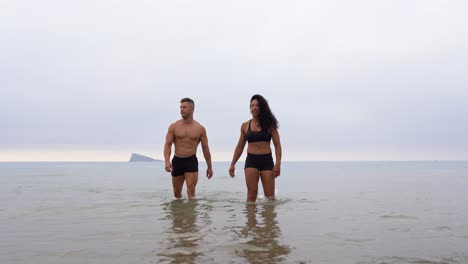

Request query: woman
[{"left": 229, "top": 94, "right": 282, "bottom": 202}]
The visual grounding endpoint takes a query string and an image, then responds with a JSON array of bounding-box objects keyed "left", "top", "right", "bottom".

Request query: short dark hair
[{"left": 180, "top": 97, "right": 195, "bottom": 108}]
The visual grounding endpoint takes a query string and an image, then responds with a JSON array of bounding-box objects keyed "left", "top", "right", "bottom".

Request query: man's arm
[
  {"left": 200, "top": 126, "right": 213, "bottom": 179},
  {"left": 271, "top": 128, "right": 282, "bottom": 177},
  {"left": 164, "top": 124, "right": 175, "bottom": 172}
]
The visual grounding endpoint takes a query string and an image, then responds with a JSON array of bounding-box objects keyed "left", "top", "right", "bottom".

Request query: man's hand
[
  {"left": 165, "top": 162, "right": 172, "bottom": 172},
  {"left": 229, "top": 165, "right": 235, "bottom": 177},
  {"left": 206, "top": 168, "right": 213, "bottom": 179},
  {"left": 273, "top": 164, "right": 281, "bottom": 178}
]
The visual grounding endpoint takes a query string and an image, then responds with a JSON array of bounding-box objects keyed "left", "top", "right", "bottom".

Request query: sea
[{"left": 1, "top": 161, "right": 468, "bottom": 264}]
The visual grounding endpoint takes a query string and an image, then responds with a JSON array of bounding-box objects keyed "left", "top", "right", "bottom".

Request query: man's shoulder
[
  {"left": 172, "top": 119, "right": 184, "bottom": 125},
  {"left": 193, "top": 120, "right": 206, "bottom": 131},
  {"left": 172, "top": 120, "right": 204, "bottom": 130},
  {"left": 168, "top": 120, "right": 182, "bottom": 131}
]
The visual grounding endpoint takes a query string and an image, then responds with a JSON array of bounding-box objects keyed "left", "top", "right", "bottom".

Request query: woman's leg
[
  {"left": 260, "top": 170, "right": 275, "bottom": 200},
  {"left": 245, "top": 168, "right": 260, "bottom": 202}
]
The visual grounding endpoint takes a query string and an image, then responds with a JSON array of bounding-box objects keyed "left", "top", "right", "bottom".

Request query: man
[{"left": 164, "top": 98, "right": 213, "bottom": 199}]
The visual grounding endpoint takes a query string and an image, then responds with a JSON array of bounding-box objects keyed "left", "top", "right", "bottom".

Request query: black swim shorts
[
  {"left": 171, "top": 155, "right": 199, "bottom": 176},
  {"left": 244, "top": 153, "right": 274, "bottom": 171}
]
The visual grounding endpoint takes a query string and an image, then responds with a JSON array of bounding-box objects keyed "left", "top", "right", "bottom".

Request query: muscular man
[{"left": 164, "top": 98, "right": 213, "bottom": 199}]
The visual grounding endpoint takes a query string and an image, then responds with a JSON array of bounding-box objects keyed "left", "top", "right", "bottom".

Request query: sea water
[{"left": 1, "top": 161, "right": 468, "bottom": 263}]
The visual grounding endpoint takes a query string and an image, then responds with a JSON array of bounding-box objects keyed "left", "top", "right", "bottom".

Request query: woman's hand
[{"left": 273, "top": 164, "right": 281, "bottom": 177}]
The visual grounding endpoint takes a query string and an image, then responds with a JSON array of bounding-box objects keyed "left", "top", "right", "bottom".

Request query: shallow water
[{"left": 1, "top": 161, "right": 468, "bottom": 263}]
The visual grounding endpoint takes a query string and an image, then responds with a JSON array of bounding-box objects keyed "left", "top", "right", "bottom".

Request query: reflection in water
[
  {"left": 159, "top": 199, "right": 211, "bottom": 264},
  {"left": 237, "top": 202, "right": 291, "bottom": 263}
]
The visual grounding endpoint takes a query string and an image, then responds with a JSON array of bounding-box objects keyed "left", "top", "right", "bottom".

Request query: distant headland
[{"left": 128, "top": 153, "right": 162, "bottom": 162}]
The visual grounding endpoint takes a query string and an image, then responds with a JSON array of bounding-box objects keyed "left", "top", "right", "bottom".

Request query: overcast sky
[{"left": 2, "top": 1, "right": 468, "bottom": 161}]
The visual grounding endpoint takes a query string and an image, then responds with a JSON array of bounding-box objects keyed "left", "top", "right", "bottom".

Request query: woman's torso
[{"left": 245, "top": 120, "right": 272, "bottom": 155}]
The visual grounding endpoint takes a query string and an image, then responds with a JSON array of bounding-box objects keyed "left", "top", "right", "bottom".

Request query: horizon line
[{"left": 1, "top": 160, "right": 467, "bottom": 163}]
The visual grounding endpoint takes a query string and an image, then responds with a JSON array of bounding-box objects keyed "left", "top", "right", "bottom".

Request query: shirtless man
[{"left": 164, "top": 98, "right": 213, "bottom": 199}]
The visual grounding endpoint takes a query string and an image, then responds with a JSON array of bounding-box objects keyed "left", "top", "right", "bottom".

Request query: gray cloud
[{"left": 1, "top": 1, "right": 468, "bottom": 160}]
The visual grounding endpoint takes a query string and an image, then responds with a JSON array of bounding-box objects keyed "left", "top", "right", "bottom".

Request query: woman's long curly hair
[{"left": 250, "top": 94, "right": 279, "bottom": 131}]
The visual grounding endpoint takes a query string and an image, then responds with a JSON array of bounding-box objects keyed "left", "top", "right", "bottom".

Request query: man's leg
[
  {"left": 184, "top": 172, "right": 198, "bottom": 199},
  {"left": 245, "top": 168, "right": 260, "bottom": 202},
  {"left": 172, "top": 175, "right": 185, "bottom": 198}
]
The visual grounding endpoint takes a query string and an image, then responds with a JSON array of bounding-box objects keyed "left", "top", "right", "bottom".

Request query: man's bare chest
[{"left": 174, "top": 127, "right": 201, "bottom": 142}]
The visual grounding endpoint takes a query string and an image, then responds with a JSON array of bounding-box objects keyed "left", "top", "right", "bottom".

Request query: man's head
[{"left": 180, "top": 97, "right": 195, "bottom": 119}]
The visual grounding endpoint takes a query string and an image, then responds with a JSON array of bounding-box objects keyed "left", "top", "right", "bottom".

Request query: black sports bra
[{"left": 246, "top": 120, "right": 272, "bottom": 143}]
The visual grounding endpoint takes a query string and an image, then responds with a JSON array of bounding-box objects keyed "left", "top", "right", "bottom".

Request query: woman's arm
[
  {"left": 229, "top": 122, "right": 247, "bottom": 177},
  {"left": 271, "top": 128, "right": 282, "bottom": 177}
]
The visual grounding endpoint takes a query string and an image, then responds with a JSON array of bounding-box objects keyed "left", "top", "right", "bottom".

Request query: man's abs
[{"left": 174, "top": 140, "right": 199, "bottom": 158}]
